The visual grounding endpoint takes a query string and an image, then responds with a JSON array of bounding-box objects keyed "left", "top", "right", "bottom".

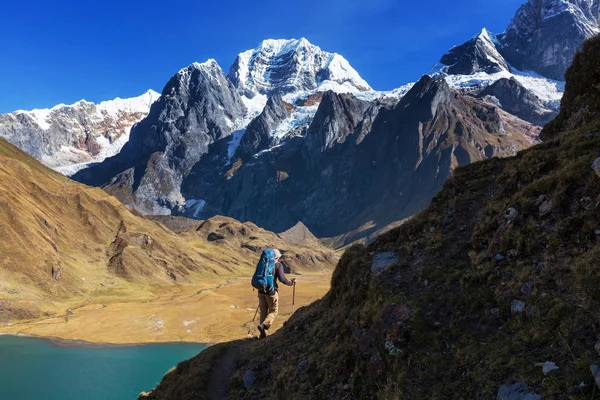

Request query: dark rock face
[
  {"left": 304, "top": 91, "right": 371, "bottom": 155},
  {"left": 478, "top": 77, "right": 556, "bottom": 125},
  {"left": 180, "top": 76, "right": 539, "bottom": 243},
  {"left": 498, "top": 0, "right": 599, "bottom": 80},
  {"left": 235, "top": 95, "right": 291, "bottom": 161},
  {"left": 440, "top": 29, "right": 509, "bottom": 75},
  {"left": 72, "top": 60, "right": 246, "bottom": 214}
]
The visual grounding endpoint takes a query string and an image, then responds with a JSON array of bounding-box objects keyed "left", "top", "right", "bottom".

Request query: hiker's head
[{"left": 273, "top": 249, "right": 282, "bottom": 260}]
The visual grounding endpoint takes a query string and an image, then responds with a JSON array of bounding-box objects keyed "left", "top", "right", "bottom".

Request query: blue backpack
[{"left": 252, "top": 249, "right": 277, "bottom": 292}]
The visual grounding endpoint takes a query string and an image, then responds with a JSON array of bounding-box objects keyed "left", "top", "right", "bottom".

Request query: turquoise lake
[{"left": 0, "top": 335, "right": 206, "bottom": 400}]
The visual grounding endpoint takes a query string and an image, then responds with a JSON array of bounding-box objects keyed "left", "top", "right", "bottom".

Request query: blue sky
[{"left": 0, "top": 0, "right": 525, "bottom": 113}]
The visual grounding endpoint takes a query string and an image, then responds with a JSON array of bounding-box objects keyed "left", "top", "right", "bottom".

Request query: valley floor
[{"left": 0, "top": 274, "right": 331, "bottom": 344}]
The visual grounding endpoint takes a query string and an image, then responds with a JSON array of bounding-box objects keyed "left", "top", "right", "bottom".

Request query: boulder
[
  {"left": 496, "top": 382, "right": 541, "bottom": 400},
  {"left": 207, "top": 232, "right": 226, "bottom": 242},
  {"left": 538, "top": 200, "right": 553, "bottom": 217},
  {"left": 371, "top": 252, "right": 399, "bottom": 273},
  {"left": 51, "top": 264, "right": 61, "bottom": 281},
  {"left": 511, "top": 300, "right": 526, "bottom": 315},
  {"left": 593, "top": 157, "right": 600, "bottom": 178},
  {"left": 535, "top": 361, "right": 559, "bottom": 375},
  {"left": 242, "top": 369, "right": 256, "bottom": 390},
  {"left": 591, "top": 364, "right": 600, "bottom": 390}
]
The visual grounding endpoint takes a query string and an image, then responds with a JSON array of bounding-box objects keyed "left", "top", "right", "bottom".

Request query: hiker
[{"left": 252, "top": 249, "right": 296, "bottom": 339}]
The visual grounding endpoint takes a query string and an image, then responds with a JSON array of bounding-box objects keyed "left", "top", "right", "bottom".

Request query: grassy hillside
[
  {"left": 0, "top": 139, "right": 335, "bottom": 322},
  {"left": 143, "top": 36, "right": 600, "bottom": 399}
]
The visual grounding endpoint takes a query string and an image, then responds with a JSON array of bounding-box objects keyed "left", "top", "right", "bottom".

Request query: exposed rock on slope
[
  {"left": 478, "top": 77, "right": 556, "bottom": 125},
  {"left": 0, "top": 138, "right": 334, "bottom": 322},
  {"left": 235, "top": 95, "right": 291, "bottom": 161},
  {"left": 0, "top": 90, "right": 159, "bottom": 172},
  {"left": 142, "top": 34, "right": 600, "bottom": 400}
]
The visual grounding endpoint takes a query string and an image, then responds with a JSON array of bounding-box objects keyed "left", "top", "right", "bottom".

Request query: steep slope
[
  {"left": 0, "top": 90, "right": 159, "bottom": 173},
  {"left": 142, "top": 34, "right": 600, "bottom": 400},
  {"left": 182, "top": 78, "right": 539, "bottom": 245},
  {"left": 229, "top": 38, "right": 371, "bottom": 97},
  {"left": 0, "top": 137, "right": 334, "bottom": 322},
  {"left": 72, "top": 60, "right": 247, "bottom": 214}
]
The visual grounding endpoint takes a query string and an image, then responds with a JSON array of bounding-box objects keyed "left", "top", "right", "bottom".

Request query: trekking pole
[
  {"left": 292, "top": 281, "right": 296, "bottom": 314},
  {"left": 247, "top": 304, "right": 259, "bottom": 335}
]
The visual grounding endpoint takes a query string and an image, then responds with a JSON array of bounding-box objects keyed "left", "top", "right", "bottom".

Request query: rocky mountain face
[
  {"left": 0, "top": 90, "right": 159, "bottom": 173},
  {"left": 179, "top": 76, "right": 539, "bottom": 244},
  {"left": 478, "top": 77, "right": 556, "bottom": 125},
  {"left": 439, "top": 0, "right": 599, "bottom": 81},
  {"left": 73, "top": 60, "right": 247, "bottom": 214},
  {"left": 439, "top": 29, "right": 509, "bottom": 75},
  {"left": 142, "top": 33, "right": 600, "bottom": 400},
  {"left": 434, "top": 0, "right": 598, "bottom": 127},
  {"left": 235, "top": 95, "right": 291, "bottom": 161},
  {"left": 229, "top": 38, "right": 371, "bottom": 97},
  {"left": 499, "top": 0, "right": 600, "bottom": 80},
  {"left": 69, "top": 33, "right": 546, "bottom": 245}
]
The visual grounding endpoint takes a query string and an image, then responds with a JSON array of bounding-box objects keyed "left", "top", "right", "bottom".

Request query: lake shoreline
[{"left": 0, "top": 332, "right": 212, "bottom": 348}]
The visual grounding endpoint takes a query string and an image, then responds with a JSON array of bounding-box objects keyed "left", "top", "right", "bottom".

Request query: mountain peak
[
  {"left": 438, "top": 26, "right": 509, "bottom": 75},
  {"left": 228, "top": 38, "right": 371, "bottom": 97},
  {"left": 499, "top": 0, "right": 600, "bottom": 79}
]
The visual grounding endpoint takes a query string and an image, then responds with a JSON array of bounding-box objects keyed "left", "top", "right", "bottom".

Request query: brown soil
[{"left": 0, "top": 275, "right": 330, "bottom": 344}]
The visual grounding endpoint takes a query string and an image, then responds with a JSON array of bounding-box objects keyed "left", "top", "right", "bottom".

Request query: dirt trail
[{"left": 206, "top": 343, "right": 242, "bottom": 400}]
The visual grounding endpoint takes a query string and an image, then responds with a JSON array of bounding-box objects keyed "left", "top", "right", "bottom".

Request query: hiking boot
[{"left": 257, "top": 324, "right": 266, "bottom": 339}]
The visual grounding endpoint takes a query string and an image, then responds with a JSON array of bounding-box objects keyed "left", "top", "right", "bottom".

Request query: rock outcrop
[{"left": 478, "top": 77, "right": 556, "bottom": 125}]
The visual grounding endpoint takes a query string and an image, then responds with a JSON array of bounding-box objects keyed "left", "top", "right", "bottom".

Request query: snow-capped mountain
[
  {"left": 229, "top": 38, "right": 372, "bottom": 98},
  {"left": 439, "top": 29, "right": 509, "bottom": 75},
  {"left": 71, "top": 0, "right": 595, "bottom": 243},
  {"left": 431, "top": 0, "right": 598, "bottom": 125},
  {"left": 499, "top": 0, "right": 599, "bottom": 80},
  {"left": 0, "top": 89, "right": 160, "bottom": 174},
  {"left": 72, "top": 38, "right": 542, "bottom": 243}
]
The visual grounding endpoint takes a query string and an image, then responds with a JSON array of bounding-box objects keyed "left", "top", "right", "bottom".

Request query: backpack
[{"left": 251, "top": 249, "right": 277, "bottom": 293}]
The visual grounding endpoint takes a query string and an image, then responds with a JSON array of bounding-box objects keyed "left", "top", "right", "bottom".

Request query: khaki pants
[{"left": 258, "top": 292, "right": 279, "bottom": 329}]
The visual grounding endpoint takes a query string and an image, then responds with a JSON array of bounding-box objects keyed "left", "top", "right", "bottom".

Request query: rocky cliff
[{"left": 73, "top": 60, "right": 247, "bottom": 214}]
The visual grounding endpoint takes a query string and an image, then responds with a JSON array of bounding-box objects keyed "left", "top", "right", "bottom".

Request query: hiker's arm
[{"left": 276, "top": 263, "right": 293, "bottom": 286}]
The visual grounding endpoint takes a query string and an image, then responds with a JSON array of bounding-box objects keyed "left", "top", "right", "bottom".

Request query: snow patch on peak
[
  {"left": 191, "top": 59, "right": 220, "bottom": 70},
  {"left": 230, "top": 38, "right": 372, "bottom": 97}
]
